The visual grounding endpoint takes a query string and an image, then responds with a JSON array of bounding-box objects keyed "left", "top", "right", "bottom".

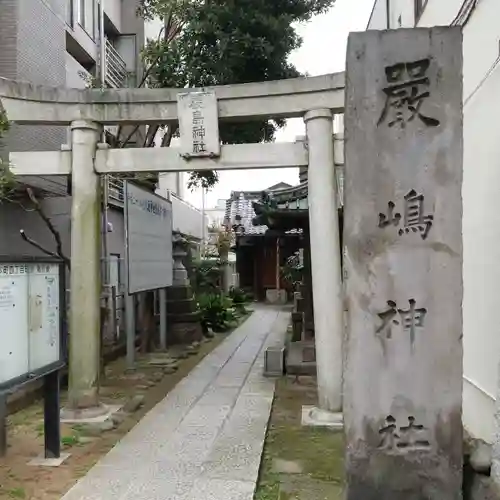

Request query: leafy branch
[
  {"left": 138, "top": 0, "right": 336, "bottom": 189},
  {"left": 19, "top": 188, "right": 71, "bottom": 269}
]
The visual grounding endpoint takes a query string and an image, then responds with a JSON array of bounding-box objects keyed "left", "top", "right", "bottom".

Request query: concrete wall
[
  {"left": 366, "top": 0, "right": 500, "bottom": 443},
  {"left": 66, "top": 52, "right": 90, "bottom": 89},
  {"left": 121, "top": 0, "right": 144, "bottom": 82}
]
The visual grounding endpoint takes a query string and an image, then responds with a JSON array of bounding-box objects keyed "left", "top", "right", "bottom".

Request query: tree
[{"left": 139, "top": 0, "right": 336, "bottom": 189}]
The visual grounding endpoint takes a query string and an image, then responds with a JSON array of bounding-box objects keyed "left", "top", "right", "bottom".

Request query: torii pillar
[
  {"left": 66, "top": 120, "right": 103, "bottom": 415},
  {"left": 304, "top": 109, "right": 343, "bottom": 424}
]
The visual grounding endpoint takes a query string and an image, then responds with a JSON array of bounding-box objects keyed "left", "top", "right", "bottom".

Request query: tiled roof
[
  {"left": 224, "top": 186, "right": 308, "bottom": 237},
  {"left": 225, "top": 191, "right": 268, "bottom": 236}
]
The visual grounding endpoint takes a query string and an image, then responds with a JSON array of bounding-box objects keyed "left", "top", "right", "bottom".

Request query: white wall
[
  {"left": 366, "top": 0, "right": 500, "bottom": 442},
  {"left": 156, "top": 176, "right": 207, "bottom": 240},
  {"left": 417, "top": 0, "right": 464, "bottom": 26},
  {"left": 205, "top": 207, "right": 226, "bottom": 227},
  {"left": 461, "top": 60, "right": 500, "bottom": 443},
  {"left": 419, "top": 0, "right": 500, "bottom": 101},
  {"left": 389, "top": 0, "right": 414, "bottom": 28},
  {"left": 170, "top": 194, "right": 208, "bottom": 241},
  {"left": 375, "top": 0, "right": 500, "bottom": 442},
  {"left": 104, "top": 0, "right": 122, "bottom": 32},
  {"left": 367, "top": 0, "right": 388, "bottom": 29},
  {"left": 145, "top": 17, "right": 162, "bottom": 41},
  {"left": 417, "top": 0, "right": 500, "bottom": 444},
  {"left": 368, "top": 0, "right": 415, "bottom": 29},
  {"left": 157, "top": 173, "right": 178, "bottom": 194}
]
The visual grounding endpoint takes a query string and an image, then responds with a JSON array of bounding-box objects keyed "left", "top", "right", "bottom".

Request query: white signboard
[
  {"left": 125, "top": 183, "right": 173, "bottom": 294},
  {"left": 0, "top": 263, "right": 61, "bottom": 387},
  {"left": 177, "top": 90, "right": 220, "bottom": 158}
]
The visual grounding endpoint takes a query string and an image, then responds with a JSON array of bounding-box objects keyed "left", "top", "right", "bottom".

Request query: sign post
[
  {"left": 0, "top": 258, "right": 66, "bottom": 460},
  {"left": 177, "top": 91, "right": 220, "bottom": 159},
  {"left": 344, "top": 28, "right": 463, "bottom": 499},
  {"left": 124, "top": 184, "right": 173, "bottom": 367},
  {"left": 0, "top": 393, "right": 6, "bottom": 457},
  {"left": 43, "top": 370, "right": 61, "bottom": 459},
  {"left": 159, "top": 288, "right": 167, "bottom": 351}
]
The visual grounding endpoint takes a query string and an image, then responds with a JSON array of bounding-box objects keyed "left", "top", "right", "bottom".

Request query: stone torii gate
[{"left": 0, "top": 74, "right": 345, "bottom": 420}]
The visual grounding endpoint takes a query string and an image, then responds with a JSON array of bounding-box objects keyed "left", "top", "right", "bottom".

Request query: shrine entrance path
[{"left": 62, "top": 305, "right": 289, "bottom": 500}]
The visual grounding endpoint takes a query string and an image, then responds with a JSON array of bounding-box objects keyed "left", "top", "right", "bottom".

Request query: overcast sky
[{"left": 184, "top": 0, "right": 375, "bottom": 209}]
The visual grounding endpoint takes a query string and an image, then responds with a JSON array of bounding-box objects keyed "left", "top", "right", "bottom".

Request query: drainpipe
[
  {"left": 275, "top": 237, "right": 280, "bottom": 291},
  {"left": 98, "top": 0, "right": 111, "bottom": 345},
  {"left": 99, "top": 1, "right": 110, "bottom": 289}
]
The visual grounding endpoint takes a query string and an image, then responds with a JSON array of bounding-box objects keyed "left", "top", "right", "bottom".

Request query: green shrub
[{"left": 197, "top": 293, "right": 236, "bottom": 332}]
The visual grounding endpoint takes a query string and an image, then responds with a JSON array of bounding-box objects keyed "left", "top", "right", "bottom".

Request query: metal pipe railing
[{"left": 105, "top": 39, "right": 127, "bottom": 88}]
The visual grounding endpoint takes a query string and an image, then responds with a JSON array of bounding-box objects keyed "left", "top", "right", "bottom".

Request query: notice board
[
  {"left": 125, "top": 183, "right": 173, "bottom": 294},
  {"left": 0, "top": 262, "right": 63, "bottom": 389}
]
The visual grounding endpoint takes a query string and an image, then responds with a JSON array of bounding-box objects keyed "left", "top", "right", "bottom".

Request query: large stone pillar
[
  {"left": 304, "top": 109, "right": 343, "bottom": 415},
  {"left": 344, "top": 28, "right": 463, "bottom": 499},
  {"left": 166, "top": 236, "right": 203, "bottom": 344},
  {"left": 67, "top": 120, "right": 103, "bottom": 413}
]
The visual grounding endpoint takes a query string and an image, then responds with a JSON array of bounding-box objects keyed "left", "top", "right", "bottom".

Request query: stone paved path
[{"left": 62, "top": 305, "right": 288, "bottom": 500}]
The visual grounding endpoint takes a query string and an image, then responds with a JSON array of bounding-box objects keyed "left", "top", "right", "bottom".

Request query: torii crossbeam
[{"left": 0, "top": 74, "right": 345, "bottom": 424}]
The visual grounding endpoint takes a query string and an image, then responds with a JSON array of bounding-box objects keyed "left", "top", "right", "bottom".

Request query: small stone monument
[
  {"left": 344, "top": 28, "right": 463, "bottom": 499},
  {"left": 165, "top": 234, "right": 203, "bottom": 344}
]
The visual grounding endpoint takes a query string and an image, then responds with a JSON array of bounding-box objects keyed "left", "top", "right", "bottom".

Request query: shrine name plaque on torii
[{"left": 0, "top": 74, "right": 344, "bottom": 424}]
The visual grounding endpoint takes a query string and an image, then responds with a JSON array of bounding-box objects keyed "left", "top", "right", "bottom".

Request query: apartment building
[
  {"left": 367, "top": 0, "right": 499, "bottom": 444},
  {"left": 0, "top": 0, "right": 145, "bottom": 345},
  {"left": 0, "top": 1, "right": 211, "bottom": 290},
  {"left": 0, "top": 0, "right": 143, "bottom": 247}
]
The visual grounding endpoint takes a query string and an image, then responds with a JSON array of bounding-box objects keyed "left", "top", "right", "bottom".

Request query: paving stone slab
[
  {"left": 182, "top": 478, "right": 256, "bottom": 500},
  {"left": 61, "top": 307, "right": 287, "bottom": 500}
]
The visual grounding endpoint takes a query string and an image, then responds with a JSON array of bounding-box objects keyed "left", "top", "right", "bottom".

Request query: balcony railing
[
  {"left": 105, "top": 39, "right": 127, "bottom": 88},
  {"left": 107, "top": 176, "right": 125, "bottom": 206}
]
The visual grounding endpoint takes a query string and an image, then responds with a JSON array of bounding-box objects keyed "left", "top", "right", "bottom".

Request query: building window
[
  {"left": 78, "top": 0, "right": 96, "bottom": 39},
  {"left": 66, "top": 0, "right": 74, "bottom": 27},
  {"left": 415, "top": 0, "right": 428, "bottom": 22}
]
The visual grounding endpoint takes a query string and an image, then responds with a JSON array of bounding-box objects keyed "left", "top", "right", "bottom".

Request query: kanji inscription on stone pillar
[
  {"left": 344, "top": 28, "right": 463, "bottom": 500},
  {"left": 177, "top": 90, "right": 220, "bottom": 158}
]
